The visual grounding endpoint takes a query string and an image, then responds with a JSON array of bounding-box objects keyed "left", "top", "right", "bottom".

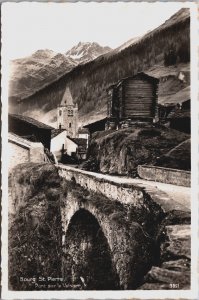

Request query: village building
[
  {"left": 65, "top": 136, "right": 78, "bottom": 157},
  {"left": 181, "top": 99, "right": 190, "bottom": 110},
  {"left": 158, "top": 95, "right": 190, "bottom": 133},
  {"left": 167, "top": 104, "right": 190, "bottom": 134},
  {"left": 83, "top": 118, "right": 107, "bottom": 137},
  {"left": 84, "top": 72, "right": 159, "bottom": 136},
  {"left": 8, "top": 133, "right": 44, "bottom": 170},
  {"left": 78, "top": 127, "right": 89, "bottom": 147},
  {"left": 9, "top": 114, "right": 53, "bottom": 150},
  {"left": 57, "top": 87, "right": 78, "bottom": 138},
  {"left": 69, "top": 138, "right": 87, "bottom": 160},
  {"left": 51, "top": 129, "right": 68, "bottom": 162},
  {"left": 106, "top": 72, "right": 159, "bottom": 129},
  {"left": 51, "top": 129, "right": 79, "bottom": 162},
  {"left": 78, "top": 127, "right": 89, "bottom": 140},
  {"left": 169, "top": 110, "right": 190, "bottom": 133}
]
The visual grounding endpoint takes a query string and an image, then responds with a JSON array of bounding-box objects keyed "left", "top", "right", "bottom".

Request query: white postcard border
[{"left": 1, "top": 1, "right": 198, "bottom": 299}]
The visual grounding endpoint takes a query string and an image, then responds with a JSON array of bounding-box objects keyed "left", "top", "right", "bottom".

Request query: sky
[{"left": 2, "top": 2, "right": 190, "bottom": 60}]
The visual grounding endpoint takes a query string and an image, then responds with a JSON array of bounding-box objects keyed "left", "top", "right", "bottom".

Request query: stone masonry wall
[
  {"left": 9, "top": 142, "right": 29, "bottom": 170},
  {"left": 138, "top": 165, "right": 191, "bottom": 187}
]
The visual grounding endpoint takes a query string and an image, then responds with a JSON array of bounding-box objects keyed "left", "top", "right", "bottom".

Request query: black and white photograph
[{"left": 1, "top": 1, "right": 198, "bottom": 299}]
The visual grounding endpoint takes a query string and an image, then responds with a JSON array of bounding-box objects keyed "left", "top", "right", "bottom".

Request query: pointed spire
[{"left": 61, "top": 87, "right": 74, "bottom": 106}]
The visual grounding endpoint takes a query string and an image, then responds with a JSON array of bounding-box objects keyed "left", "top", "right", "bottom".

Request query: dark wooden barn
[
  {"left": 107, "top": 72, "right": 159, "bottom": 126},
  {"left": 9, "top": 114, "right": 53, "bottom": 150}
]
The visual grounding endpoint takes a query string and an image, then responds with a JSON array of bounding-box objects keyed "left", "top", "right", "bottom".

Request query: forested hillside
[{"left": 9, "top": 8, "right": 190, "bottom": 127}]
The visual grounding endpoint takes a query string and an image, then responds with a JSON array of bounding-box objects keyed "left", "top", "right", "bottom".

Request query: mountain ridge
[
  {"left": 9, "top": 42, "right": 112, "bottom": 99},
  {"left": 19, "top": 8, "right": 190, "bottom": 100},
  {"left": 9, "top": 8, "right": 190, "bottom": 128}
]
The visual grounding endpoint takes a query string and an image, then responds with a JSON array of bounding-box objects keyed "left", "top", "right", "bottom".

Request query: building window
[
  {"left": 59, "top": 110, "right": 62, "bottom": 116},
  {"left": 69, "top": 122, "right": 72, "bottom": 128},
  {"left": 68, "top": 110, "right": 73, "bottom": 116}
]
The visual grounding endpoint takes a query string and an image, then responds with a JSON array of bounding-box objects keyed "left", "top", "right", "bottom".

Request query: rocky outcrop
[
  {"left": 9, "top": 163, "right": 63, "bottom": 290},
  {"left": 139, "top": 211, "right": 191, "bottom": 289},
  {"left": 82, "top": 126, "right": 190, "bottom": 175}
]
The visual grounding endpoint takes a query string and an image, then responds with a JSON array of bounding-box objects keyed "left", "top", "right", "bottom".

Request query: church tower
[{"left": 57, "top": 87, "right": 78, "bottom": 138}]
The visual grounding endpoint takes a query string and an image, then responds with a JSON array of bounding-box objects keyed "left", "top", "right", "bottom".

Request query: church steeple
[
  {"left": 60, "top": 87, "right": 74, "bottom": 106},
  {"left": 57, "top": 86, "right": 78, "bottom": 138}
]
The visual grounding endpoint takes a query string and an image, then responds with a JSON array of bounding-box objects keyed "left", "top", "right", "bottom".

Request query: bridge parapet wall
[
  {"left": 57, "top": 165, "right": 188, "bottom": 213},
  {"left": 58, "top": 165, "right": 145, "bottom": 206},
  {"left": 138, "top": 165, "right": 190, "bottom": 187}
]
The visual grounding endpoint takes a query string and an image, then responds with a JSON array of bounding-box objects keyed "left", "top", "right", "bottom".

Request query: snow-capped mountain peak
[
  {"left": 9, "top": 42, "right": 111, "bottom": 99},
  {"left": 65, "top": 42, "right": 112, "bottom": 63}
]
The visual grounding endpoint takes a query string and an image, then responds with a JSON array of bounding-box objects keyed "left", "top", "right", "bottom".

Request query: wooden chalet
[
  {"left": 107, "top": 72, "right": 159, "bottom": 127},
  {"left": 9, "top": 114, "right": 53, "bottom": 150}
]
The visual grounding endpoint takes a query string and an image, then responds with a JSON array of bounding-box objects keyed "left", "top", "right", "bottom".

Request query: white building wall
[
  {"left": 51, "top": 130, "right": 67, "bottom": 161},
  {"left": 78, "top": 133, "right": 89, "bottom": 148},
  {"left": 65, "top": 138, "right": 78, "bottom": 156},
  {"left": 51, "top": 131, "right": 67, "bottom": 151},
  {"left": 51, "top": 130, "right": 78, "bottom": 160},
  {"left": 78, "top": 133, "right": 89, "bottom": 140}
]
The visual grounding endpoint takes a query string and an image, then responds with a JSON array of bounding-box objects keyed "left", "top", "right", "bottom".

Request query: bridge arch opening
[{"left": 62, "top": 209, "right": 120, "bottom": 290}]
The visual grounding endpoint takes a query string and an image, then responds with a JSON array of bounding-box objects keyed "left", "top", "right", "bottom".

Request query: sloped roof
[
  {"left": 168, "top": 109, "right": 190, "bottom": 119},
  {"left": 78, "top": 128, "right": 89, "bottom": 134},
  {"left": 83, "top": 118, "right": 107, "bottom": 129},
  {"left": 9, "top": 114, "right": 53, "bottom": 130},
  {"left": 66, "top": 136, "right": 78, "bottom": 145},
  {"left": 107, "top": 72, "right": 159, "bottom": 90},
  {"left": 158, "top": 86, "right": 190, "bottom": 106},
  {"left": 120, "top": 72, "right": 159, "bottom": 84},
  {"left": 8, "top": 133, "right": 43, "bottom": 149},
  {"left": 51, "top": 129, "right": 66, "bottom": 139},
  {"left": 70, "top": 138, "right": 87, "bottom": 154},
  {"left": 70, "top": 138, "right": 87, "bottom": 147},
  {"left": 61, "top": 87, "right": 74, "bottom": 106}
]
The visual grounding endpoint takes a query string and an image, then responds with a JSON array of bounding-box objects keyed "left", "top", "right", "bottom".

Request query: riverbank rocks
[
  {"left": 139, "top": 216, "right": 191, "bottom": 289},
  {"left": 161, "top": 225, "right": 190, "bottom": 260}
]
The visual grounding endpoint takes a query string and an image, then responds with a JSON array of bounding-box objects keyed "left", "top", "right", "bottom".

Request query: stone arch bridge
[{"left": 9, "top": 163, "right": 190, "bottom": 290}]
